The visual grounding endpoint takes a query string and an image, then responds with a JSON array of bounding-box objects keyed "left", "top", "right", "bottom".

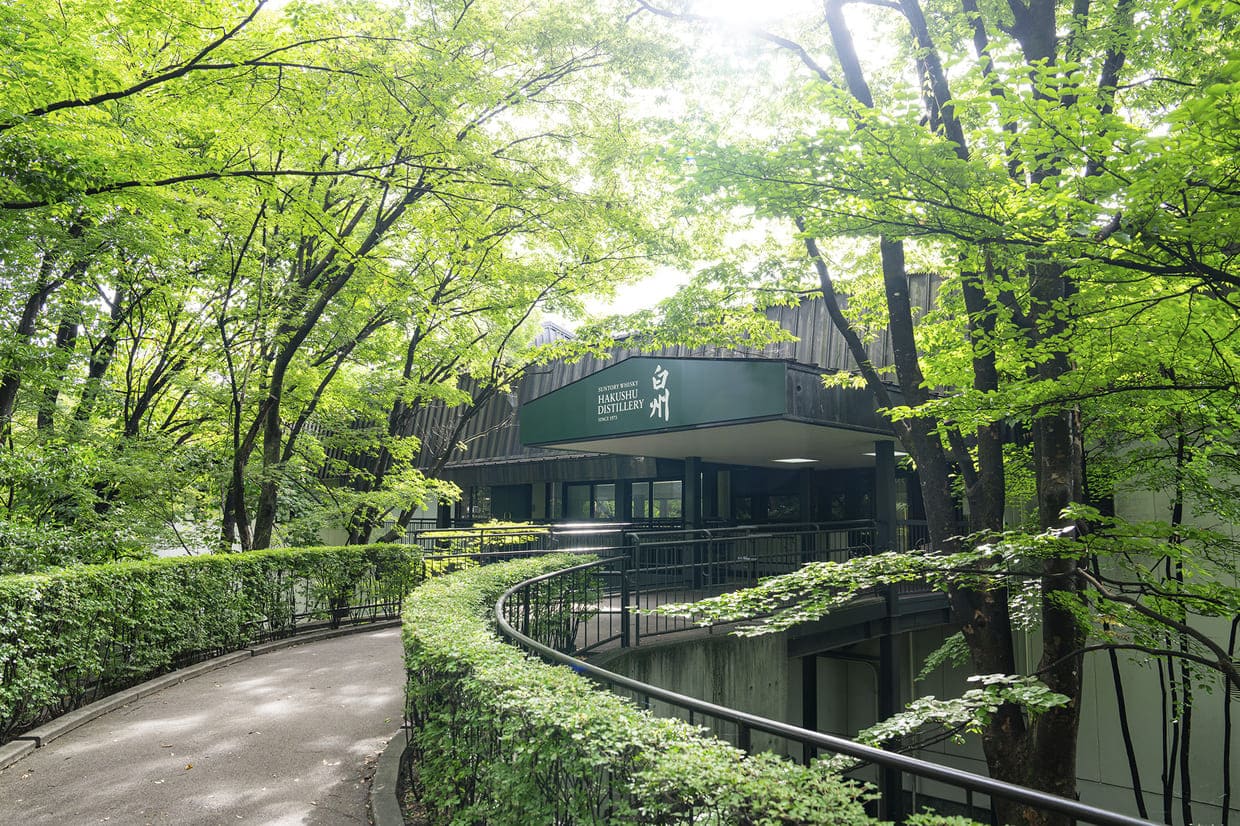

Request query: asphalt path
[{"left": 0, "top": 627, "right": 405, "bottom": 826}]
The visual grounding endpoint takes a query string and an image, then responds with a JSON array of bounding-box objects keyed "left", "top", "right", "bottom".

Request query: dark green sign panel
[{"left": 520, "top": 357, "right": 788, "bottom": 445}]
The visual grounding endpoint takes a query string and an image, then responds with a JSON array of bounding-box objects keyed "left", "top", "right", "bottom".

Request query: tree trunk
[
  {"left": 37, "top": 307, "right": 81, "bottom": 435},
  {"left": 251, "top": 354, "right": 292, "bottom": 551},
  {"left": 1023, "top": 255, "right": 1087, "bottom": 823},
  {"left": 71, "top": 290, "right": 129, "bottom": 427},
  {"left": 0, "top": 225, "right": 86, "bottom": 433},
  {"left": 345, "top": 398, "right": 417, "bottom": 544},
  {"left": 249, "top": 182, "right": 421, "bottom": 549},
  {"left": 0, "top": 269, "right": 65, "bottom": 430}
]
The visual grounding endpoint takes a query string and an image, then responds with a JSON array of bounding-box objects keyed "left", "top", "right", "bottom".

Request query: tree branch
[
  {"left": 2, "top": 1, "right": 267, "bottom": 131},
  {"left": 634, "top": 0, "right": 836, "bottom": 83},
  {"left": 1080, "top": 568, "right": 1240, "bottom": 691}
]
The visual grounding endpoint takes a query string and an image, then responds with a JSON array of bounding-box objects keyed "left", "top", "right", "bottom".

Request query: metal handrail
[
  {"left": 494, "top": 561, "right": 1157, "bottom": 826},
  {"left": 624, "top": 520, "right": 877, "bottom": 543}
]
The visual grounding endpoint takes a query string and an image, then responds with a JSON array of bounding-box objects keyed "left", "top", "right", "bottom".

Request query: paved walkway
[{"left": 0, "top": 627, "right": 405, "bottom": 826}]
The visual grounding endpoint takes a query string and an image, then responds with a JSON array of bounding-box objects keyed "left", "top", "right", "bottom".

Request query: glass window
[
  {"left": 490, "top": 484, "right": 531, "bottom": 521},
  {"left": 467, "top": 486, "right": 491, "bottom": 521},
  {"left": 594, "top": 484, "right": 616, "bottom": 519},
  {"left": 532, "top": 483, "right": 547, "bottom": 521},
  {"left": 565, "top": 484, "right": 591, "bottom": 520},
  {"left": 652, "top": 480, "right": 682, "bottom": 519},
  {"left": 632, "top": 482, "right": 652, "bottom": 521},
  {"left": 548, "top": 483, "right": 561, "bottom": 520},
  {"left": 734, "top": 496, "right": 753, "bottom": 523},
  {"left": 768, "top": 494, "right": 800, "bottom": 523}
]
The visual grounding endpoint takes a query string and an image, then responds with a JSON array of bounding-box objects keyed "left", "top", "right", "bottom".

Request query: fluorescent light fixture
[
  {"left": 863, "top": 450, "right": 909, "bottom": 457},
  {"left": 771, "top": 457, "right": 818, "bottom": 464}
]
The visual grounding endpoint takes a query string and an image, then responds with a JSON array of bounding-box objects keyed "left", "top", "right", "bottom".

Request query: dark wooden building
[{"left": 413, "top": 287, "right": 940, "bottom": 530}]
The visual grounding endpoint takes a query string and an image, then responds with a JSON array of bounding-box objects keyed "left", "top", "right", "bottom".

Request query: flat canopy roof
[{"left": 519, "top": 356, "right": 897, "bottom": 470}]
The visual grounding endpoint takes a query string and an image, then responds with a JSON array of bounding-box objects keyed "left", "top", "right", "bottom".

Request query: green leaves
[
  {"left": 655, "top": 550, "right": 934, "bottom": 635},
  {"left": 404, "top": 554, "right": 879, "bottom": 825},
  {"left": 0, "top": 542, "right": 418, "bottom": 741},
  {"left": 1, "top": 0, "right": 687, "bottom": 547},
  {"left": 830, "top": 674, "right": 1070, "bottom": 761}
]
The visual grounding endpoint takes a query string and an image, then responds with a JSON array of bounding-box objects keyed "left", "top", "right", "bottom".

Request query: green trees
[
  {"left": 0, "top": 0, "right": 675, "bottom": 557},
  {"left": 3, "top": 0, "right": 1236, "bottom": 817},
  {"left": 636, "top": 0, "right": 1239, "bottom": 821}
]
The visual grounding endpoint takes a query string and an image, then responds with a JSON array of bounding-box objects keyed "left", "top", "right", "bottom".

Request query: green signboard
[{"left": 520, "top": 357, "right": 788, "bottom": 445}]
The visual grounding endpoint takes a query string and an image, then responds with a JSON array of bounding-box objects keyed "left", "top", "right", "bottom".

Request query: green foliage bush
[
  {"left": 415, "top": 521, "right": 552, "bottom": 578},
  {"left": 421, "top": 519, "right": 549, "bottom": 544},
  {"left": 0, "top": 543, "right": 418, "bottom": 741},
  {"left": 0, "top": 519, "right": 152, "bottom": 575},
  {"left": 402, "top": 555, "right": 880, "bottom": 825}
]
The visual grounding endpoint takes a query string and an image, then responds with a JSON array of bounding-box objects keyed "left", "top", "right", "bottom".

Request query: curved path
[{"left": 0, "top": 627, "right": 405, "bottom": 826}]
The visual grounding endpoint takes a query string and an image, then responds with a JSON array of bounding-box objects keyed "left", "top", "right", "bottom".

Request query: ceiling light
[{"left": 771, "top": 457, "right": 817, "bottom": 464}]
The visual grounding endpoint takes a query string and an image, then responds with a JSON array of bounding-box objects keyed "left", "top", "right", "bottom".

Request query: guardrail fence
[{"left": 490, "top": 523, "right": 1155, "bottom": 826}]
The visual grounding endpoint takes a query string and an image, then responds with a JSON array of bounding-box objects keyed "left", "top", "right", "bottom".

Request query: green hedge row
[
  {"left": 0, "top": 543, "right": 419, "bottom": 741},
  {"left": 402, "top": 555, "right": 880, "bottom": 825}
]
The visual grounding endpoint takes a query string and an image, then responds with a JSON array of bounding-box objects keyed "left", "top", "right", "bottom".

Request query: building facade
[
  {"left": 405, "top": 291, "right": 1237, "bottom": 825},
  {"left": 414, "top": 291, "right": 941, "bottom": 535}
]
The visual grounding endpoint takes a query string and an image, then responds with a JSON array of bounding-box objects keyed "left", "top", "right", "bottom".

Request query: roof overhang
[{"left": 519, "top": 356, "right": 897, "bottom": 470}]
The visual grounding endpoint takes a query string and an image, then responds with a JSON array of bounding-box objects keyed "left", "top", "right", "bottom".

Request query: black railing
[
  {"left": 493, "top": 536, "right": 1156, "bottom": 826},
  {"left": 404, "top": 524, "right": 553, "bottom": 556},
  {"left": 624, "top": 522, "right": 878, "bottom": 644},
  {"left": 425, "top": 520, "right": 933, "bottom": 652},
  {"left": 237, "top": 556, "right": 416, "bottom": 645},
  {"left": 403, "top": 522, "right": 643, "bottom": 555}
]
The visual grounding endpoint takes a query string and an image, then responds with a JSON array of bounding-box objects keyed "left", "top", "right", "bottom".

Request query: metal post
[
  {"left": 875, "top": 440, "right": 896, "bottom": 553},
  {"left": 874, "top": 440, "right": 906, "bottom": 821},
  {"left": 802, "top": 654, "right": 818, "bottom": 765},
  {"left": 631, "top": 538, "right": 643, "bottom": 647},
  {"left": 620, "top": 548, "right": 631, "bottom": 648},
  {"left": 685, "top": 456, "right": 702, "bottom": 529},
  {"left": 692, "top": 535, "right": 704, "bottom": 590}
]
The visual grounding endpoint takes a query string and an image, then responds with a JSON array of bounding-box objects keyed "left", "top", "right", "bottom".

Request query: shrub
[
  {"left": 0, "top": 543, "right": 418, "bottom": 741},
  {"left": 416, "top": 521, "right": 553, "bottom": 578},
  {"left": 403, "top": 555, "right": 880, "bottom": 825},
  {"left": 419, "top": 520, "right": 550, "bottom": 553},
  {"left": 0, "top": 519, "right": 151, "bottom": 575}
]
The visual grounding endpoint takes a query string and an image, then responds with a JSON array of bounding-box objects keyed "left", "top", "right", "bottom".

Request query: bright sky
[
  {"left": 575, "top": 2, "right": 813, "bottom": 321},
  {"left": 694, "top": 0, "right": 809, "bottom": 26},
  {"left": 585, "top": 265, "right": 687, "bottom": 316},
  {"left": 579, "top": 0, "right": 905, "bottom": 326}
]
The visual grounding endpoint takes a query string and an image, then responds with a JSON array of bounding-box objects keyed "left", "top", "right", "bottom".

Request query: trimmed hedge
[
  {"left": 0, "top": 543, "right": 418, "bottom": 741},
  {"left": 402, "top": 555, "right": 880, "bottom": 825}
]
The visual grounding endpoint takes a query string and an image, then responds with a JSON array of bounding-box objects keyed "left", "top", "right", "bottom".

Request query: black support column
[
  {"left": 875, "top": 440, "right": 896, "bottom": 551},
  {"left": 618, "top": 480, "right": 633, "bottom": 522},
  {"left": 801, "top": 654, "right": 819, "bottom": 765},
  {"left": 702, "top": 465, "right": 718, "bottom": 523},
  {"left": 684, "top": 456, "right": 703, "bottom": 528},
  {"left": 874, "top": 440, "right": 904, "bottom": 821},
  {"left": 798, "top": 469, "right": 813, "bottom": 522}
]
